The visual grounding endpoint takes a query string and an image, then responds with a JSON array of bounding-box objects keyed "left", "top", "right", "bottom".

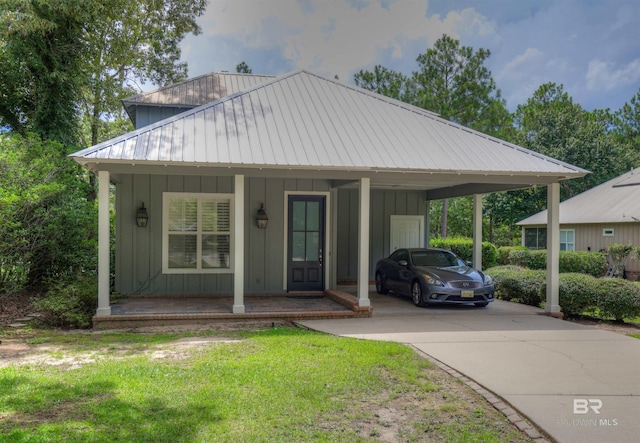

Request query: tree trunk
[{"left": 441, "top": 199, "right": 448, "bottom": 238}]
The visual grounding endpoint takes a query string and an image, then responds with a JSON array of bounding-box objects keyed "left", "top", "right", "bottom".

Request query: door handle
[{"left": 319, "top": 248, "right": 323, "bottom": 266}]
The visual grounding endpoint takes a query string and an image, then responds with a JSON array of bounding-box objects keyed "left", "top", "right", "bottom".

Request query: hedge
[
  {"left": 502, "top": 249, "right": 607, "bottom": 277},
  {"left": 486, "top": 266, "right": 640, "bottom": 321},
  {"left": 430, "top": 237, "right": 498, "bottom": 269},
  {"left": 496, "top": 246, "right": 527, "bottom": 265}
]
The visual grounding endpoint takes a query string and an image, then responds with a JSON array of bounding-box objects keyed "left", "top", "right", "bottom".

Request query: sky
[{"left": 180, "top": 0, "right": 640, "bottom": 112}]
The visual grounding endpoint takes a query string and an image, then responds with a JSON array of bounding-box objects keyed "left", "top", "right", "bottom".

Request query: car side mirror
[{"left": 398, "top": 259, "right": 408, "bottom": 267}]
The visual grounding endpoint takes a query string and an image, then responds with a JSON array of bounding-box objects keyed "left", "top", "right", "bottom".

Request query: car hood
[{"left": 414, "top": 265, "right": 484, "bottom": 281}]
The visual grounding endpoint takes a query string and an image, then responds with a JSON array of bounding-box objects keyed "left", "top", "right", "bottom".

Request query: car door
[
  {"left": 386, "top": 249, "right": 410, "bottom": 294},
  {"left": 395, "top": 250, "right": 415, "bottom": 295}
]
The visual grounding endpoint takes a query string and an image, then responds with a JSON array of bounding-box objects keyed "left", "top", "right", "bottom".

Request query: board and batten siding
[
  {"left": 115, "top": 174, "right": 330, "bottom": 295},
  {"left": 134, "top": 105, "right": 193, "bottom": 129},
  {"left": 336, "top": 188, "right": 428, "bottom": 282}
]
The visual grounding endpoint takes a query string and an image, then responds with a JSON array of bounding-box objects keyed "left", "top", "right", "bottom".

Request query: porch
[{"left": 92, "top": 288, "right": 372, "bottom": 330}]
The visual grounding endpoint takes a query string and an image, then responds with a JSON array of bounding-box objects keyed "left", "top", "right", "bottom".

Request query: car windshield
[{"left": 411, "top": 250, "right": 463, "bottom": 267}]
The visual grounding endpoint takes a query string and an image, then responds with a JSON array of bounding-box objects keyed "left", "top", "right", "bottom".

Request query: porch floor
[{"left": 93, "top": 289, "right": 372, "bottom": 330}]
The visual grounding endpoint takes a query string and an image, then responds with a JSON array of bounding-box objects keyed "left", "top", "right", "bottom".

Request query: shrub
[
  {"left": 506, "top": 249, "right": 607, "bottom": 277},
  {"left": 595, "top": 279, "right": 640, "bottom": 322},
  {"left": 485, "top": 265, "right": 526, "bottom": 288},
  {"left": 430, "top": 237, "right": 498, "bottom": 269},
  {"left": 606, "top": 243, "right": 635, "bottom": 278},
  {"left": 33, "top": 276, "right": 97, "bottom": 328},
  {"left": 496, "top": 246, "right": 526, "bottom": 265},
  {"left": 556, "top": 273, "right": 599, "bottom": 317},
  {"left": 492, "top": 268, "right": 545, "bottom": 306}
]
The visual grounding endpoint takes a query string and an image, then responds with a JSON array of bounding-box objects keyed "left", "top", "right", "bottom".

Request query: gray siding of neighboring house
[
  {"left": 522, "top": 223, "right": 640, "bottom": 275},
  {"left": 114, "top": 175, "right": 428, "bottom": 295},
  {"left": 336, "top": 189, "right": 428, "bottom": 281},
  {"left": 134, "top": 105, "right": 193, "bottom": 129}
]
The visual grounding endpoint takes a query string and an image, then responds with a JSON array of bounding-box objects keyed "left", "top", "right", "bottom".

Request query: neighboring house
[
  {"left": 517, "top": 167, "right": 640, "bottom": 279},
  {"left": 70, "top": 70, "right": 587, "bottom": 317}
]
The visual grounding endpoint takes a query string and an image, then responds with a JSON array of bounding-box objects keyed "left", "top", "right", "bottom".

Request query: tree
[
  {"left": 0, "top": 0, "right": 92, "bottom": 145},
  {"left": 236, "top": 61, "right": 252, "bottom": 74},
  {"left": 613, "top": 88, "right": 640, "bottom": 167},
  {"left": 413, "top": 35, "right": 508, "bottom": 237},
  {"left": 354, "top": 65, "right": 415, "bottom": 103},
  {"left": 80, "top": 0, "right": 207, "bottom": 146},
  {"left": 0, "top": 0, "right": 207, "bottom": 147}
]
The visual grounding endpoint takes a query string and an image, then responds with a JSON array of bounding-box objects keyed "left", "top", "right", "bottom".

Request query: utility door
[
  {"left": 390, "top": 215, "right": 424, "bottom": 252},
  {"left": 287, "top": 195, "right": 326, "bottom": 291}
]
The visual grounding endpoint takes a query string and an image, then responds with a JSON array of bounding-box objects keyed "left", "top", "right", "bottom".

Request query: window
[
  {"left": 603, "top": 228, "right": 614, "bottom": 237},
  {"left": 560, "top": 229, "right": 575, "bottom": 251},
  {"left": 524, "top": 227, "right": 574, "bottom": 251},
  {"left": 163, "top": 193, "right": 233, "bottom": 273},
  {"left": 524, "top": 228, "right": 546, "bottom": 249}
]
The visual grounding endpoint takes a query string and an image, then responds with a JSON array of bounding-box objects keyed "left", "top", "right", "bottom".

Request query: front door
[{"left": 287, "top": 195, "right": 325, "bottom": 292}]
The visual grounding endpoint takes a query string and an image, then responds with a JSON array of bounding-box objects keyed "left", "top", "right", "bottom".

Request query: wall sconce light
[
  {"left": 136, "top": 203, "right": 149, "bottom": 228},
  {"left": 257, "top": 203, "right": 268, "bottom": 229}
]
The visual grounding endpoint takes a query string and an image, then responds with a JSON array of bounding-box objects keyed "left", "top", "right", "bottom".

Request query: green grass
[{"left": 0, "top": 328, "right": 531, "bottom": 442}]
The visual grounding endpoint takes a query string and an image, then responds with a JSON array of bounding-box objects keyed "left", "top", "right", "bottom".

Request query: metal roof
[
  {"left": 518, "top": 167, "right": 640, "bottom": 225},
  {"left": 121, "top": 72, "right": 275, "bottom": 126},
  {"left": 72, "top": 70, "right": 587, "bottom": 196}
]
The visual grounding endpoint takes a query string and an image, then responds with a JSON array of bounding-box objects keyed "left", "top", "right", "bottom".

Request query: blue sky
[{"left": 180, "top": 0, "right": 640, "bottom": 112}]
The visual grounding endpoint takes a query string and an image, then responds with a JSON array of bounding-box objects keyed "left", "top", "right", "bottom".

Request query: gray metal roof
[
  {"left": 73, "top": 70, "right": 587, "bottom": 195},
  {"left": 518, "top": 167, "right": 640, "bottom": 225},
  {"left": 121, "top": 72, "right": 275, "bottom": 126}
]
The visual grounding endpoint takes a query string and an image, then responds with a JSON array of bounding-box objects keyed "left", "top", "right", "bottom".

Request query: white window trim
[
  {"left": 603, "top": 228, "right": 614, "bottom": 237},
  {"left": 162, "top": 192, "right": 234, "bottom": 274},
  {"left": 560, "top": 228, "right": 575, "bottom": 251}
]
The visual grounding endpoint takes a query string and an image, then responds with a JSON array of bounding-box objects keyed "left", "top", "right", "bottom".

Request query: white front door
[{"left": 390, "top": 215, "right": 424, "bottom": 252}]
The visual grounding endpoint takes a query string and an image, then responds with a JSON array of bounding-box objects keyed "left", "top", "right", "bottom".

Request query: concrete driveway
[{"left": 298, "top": 290, "right": 640, "bottom": 443}]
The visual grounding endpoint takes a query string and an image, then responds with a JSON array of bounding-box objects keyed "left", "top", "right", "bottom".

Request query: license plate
[{"left": 461, "top": 290, "right": 474, "bottom": 298}]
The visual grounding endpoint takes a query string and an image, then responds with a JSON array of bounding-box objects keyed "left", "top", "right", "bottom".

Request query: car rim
[{"left": 412, "top": 283, "right": 421, "bottom": 304}]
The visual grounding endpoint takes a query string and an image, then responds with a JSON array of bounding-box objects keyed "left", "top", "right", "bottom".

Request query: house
[
  {"left": 517, "top": 167, "right": 640, "bottom": 279},
  {"left": 70, "top": 70, "right": 587, "bottom": 322}
]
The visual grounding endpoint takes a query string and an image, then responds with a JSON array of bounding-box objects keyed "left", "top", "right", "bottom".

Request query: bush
[
  {"left": 496, "top": 246, "right": 527, "bottom": 265},
  {"left": 595, "top": 279, "right": 640, "bottom": 322},
  {"left": 485, "top": 265, "right": 526, "bottom": 287},
  {"left": 33, "top": 276, "right": 97, "bottom": 328},
  {"left": 490, "top": 268, "right": 545, "bottom": 306},
  {"left": 556, "top": 273, "right": 599, "bottom": 317},
  {"left": 506, "top": 249, "right": 607, "bottom": 277},
  {"left": 430, "top": 237, "right": 498, "bottom": 269}
]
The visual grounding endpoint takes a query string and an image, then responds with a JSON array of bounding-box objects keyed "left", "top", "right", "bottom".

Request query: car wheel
[
  {"left": 475, "top": 302, "right": 488, "bottom": 307},
  {"left": 375, "top": 272, "right": 389, "bottom": 294},
  {"left": 411, "top": 281, "right": 426, "bottom": 307}
]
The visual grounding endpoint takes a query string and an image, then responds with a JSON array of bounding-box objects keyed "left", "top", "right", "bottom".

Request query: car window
[
  {"left": 411, "top": 250, "right": 461, "bottom": 267},
  {"left": 389, "top": 249, "right": 409, "bottom": 263}
]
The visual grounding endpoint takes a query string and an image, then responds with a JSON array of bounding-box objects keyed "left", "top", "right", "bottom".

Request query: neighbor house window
[
  {"left": 560, "top": 229, "right": 575, "bottom": 251},
  {"left": 603, "top": 228, "right": 614, "bottom": 237},
  {"left": 162, "top": 193, "right": 233, "bottom": 273},
  {"left": 524, "top": 228, "right": 546, "bottom": 249}
]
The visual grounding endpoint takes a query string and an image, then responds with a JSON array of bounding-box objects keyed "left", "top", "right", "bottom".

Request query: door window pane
[
  {"left": 306, "top": 201, "right": 319, "bottom": 231},
  {"left": 292, "top": 232, "right": 305, "bottom": 261},
  {"left": 292, "top": 201, "right": 306, "bottom": 231},
  {"left": 306, "top": 232, "right": 319, "bottom": 261}
]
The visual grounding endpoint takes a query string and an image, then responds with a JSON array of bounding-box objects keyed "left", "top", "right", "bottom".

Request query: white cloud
[
  {"left": 194, "top": 0, "right": 494, "bottom": 80},
  {"left": 586, "top": 59, "right": 640, "bottom": 92}
]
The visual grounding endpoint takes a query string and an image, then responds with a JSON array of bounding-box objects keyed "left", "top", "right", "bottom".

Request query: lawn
[{"left": 0, "top": 327, "right": 533, "bottom": 442}]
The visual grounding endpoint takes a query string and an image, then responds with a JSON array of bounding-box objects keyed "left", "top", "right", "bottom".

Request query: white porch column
[
  {"left": 546, "top": 183, "right": 561, "bottom": 315},
  {"left": 96, "top": 171, "right": 111, "bottom": 316},
  {"left": 472, "top": 194, "right": 483, "bottom": 269},
  {"left": 233, "top": 174, "right": 245, "bottom": 314},
  {"left": 357, "top": 177, "right": 371, "bottom": 307}
]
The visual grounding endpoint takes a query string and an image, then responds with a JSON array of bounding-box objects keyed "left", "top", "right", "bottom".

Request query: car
[{"left": 375, "top": 248, "right": 495, "bottom": 307}]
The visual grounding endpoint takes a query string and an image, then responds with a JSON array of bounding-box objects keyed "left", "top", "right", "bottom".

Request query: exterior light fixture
[
  {"left": 257, "top": 203, "right": 268, "bottom": 229},
  {"left": 136, "top": 203, "right": 149, "bottom": 228}
]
